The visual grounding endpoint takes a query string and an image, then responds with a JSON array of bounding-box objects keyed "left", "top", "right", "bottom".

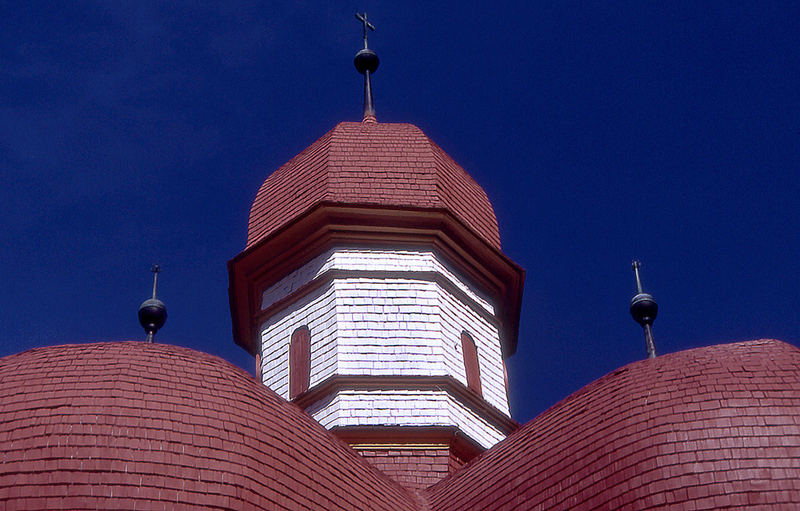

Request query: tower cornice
[
  {"left": 293, "top": 374, "right": 521, "bottom": 435},
  {"left": 228, "top": 202, "right": 525, "bottom": 359}
]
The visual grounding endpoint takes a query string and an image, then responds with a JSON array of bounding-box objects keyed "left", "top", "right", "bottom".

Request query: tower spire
[
  {"left": 630, "top": 260, "right": 658, "bottom": 359},
  {"left": 354, "top": 12, "right": 379, "bottom": 123},
  {"left": 138, "top": 264, "right": 167, "bottom": 343}
]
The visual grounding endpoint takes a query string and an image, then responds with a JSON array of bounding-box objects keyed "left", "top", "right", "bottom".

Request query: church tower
[{"left": 228, "top": 16, "right": 524, "bottom": 490}]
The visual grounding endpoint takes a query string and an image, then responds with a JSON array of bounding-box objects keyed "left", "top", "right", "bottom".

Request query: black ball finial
[
  {"left": 138, "top": 264, "right": 167, "bottom": 343},
  {"left": 630, "top": 292, "right": 658, "bottom": 326},
  {"left": 138, "top": 298, "right": 167, "bottom": 341},
  {"left": 354, "top": 48, "right": 379, "bottom": 75},
  {"left": 630, "top": 260, "right": 658, "bottom": 359}
]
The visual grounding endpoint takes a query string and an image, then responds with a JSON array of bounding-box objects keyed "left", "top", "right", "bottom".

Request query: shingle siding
[{"left": 258, "top": 247, "right": 511, "bottom": 448}]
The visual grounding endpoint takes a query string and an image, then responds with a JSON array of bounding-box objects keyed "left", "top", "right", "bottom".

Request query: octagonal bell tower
[{"left": 228, "top": 18, "right": 524, "bottom": 491}]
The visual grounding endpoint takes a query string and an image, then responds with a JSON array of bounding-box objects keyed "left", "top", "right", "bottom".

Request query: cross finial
[
  {"left": 355, "top": 12, "right": 375, "bottom": 49},
  {"left": 353, "top": 12, "right": 379, "bottom": 122}
]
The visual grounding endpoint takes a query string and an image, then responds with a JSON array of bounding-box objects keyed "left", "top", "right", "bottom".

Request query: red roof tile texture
[
  {"left": 0, "top": 342, "right": 419, "bottom": 510},
  {"left": 247, "top": 122, "right": 501, "bottom": 250},
  {"left": 357, "top": 447, "right": 456, "bottom": 491},
  {"left": 425, "top": 339, "right": 800, "bottom": 510}
]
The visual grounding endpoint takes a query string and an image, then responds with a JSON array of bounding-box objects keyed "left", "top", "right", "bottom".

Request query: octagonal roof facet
[{"left": 247, "top": 122, "right": 501, "bottom": 250}]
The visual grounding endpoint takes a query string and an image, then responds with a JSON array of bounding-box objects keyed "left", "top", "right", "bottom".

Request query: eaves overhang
[{"left": 228, "top": 201, "right": 525, "bottom": 359}]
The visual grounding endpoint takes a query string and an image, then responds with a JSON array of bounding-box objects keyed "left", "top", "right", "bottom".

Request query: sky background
[{"left": 1, "top": 2, "right": 798, "bottom": 424}]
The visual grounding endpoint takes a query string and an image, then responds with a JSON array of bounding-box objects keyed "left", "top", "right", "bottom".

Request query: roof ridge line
[{"left": 415, "top": 125, "right": 444, "bottom": 206}]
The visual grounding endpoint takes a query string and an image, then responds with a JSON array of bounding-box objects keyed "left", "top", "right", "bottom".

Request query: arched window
[
  {"left": 461, "top": 332, "right": 482, "bottom": 396},
  {"left": 289, "top": 326, "right": 311, "bottom": 399}
]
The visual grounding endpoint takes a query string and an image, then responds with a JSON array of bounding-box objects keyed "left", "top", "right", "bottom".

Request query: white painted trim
[{"left": 308, "top": 389, "right": 506, "bottom": 449}]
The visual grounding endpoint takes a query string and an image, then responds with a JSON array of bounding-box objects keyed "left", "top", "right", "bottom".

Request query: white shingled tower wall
[{"left": 257, "top": 246, "right": 511, "bottom": 449}]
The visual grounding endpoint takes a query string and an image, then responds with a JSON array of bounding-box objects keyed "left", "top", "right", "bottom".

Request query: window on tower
[
  {"left": 461, "top": 331, "right": 482, "bottom": 396},
  {"left": 289, "top": 326, "right": 311, "bottom": 399}
]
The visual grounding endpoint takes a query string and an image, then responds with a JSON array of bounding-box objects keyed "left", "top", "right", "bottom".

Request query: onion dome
[
  {"left": 425, "top": 339, "right": 800, "bottom": 510},
  {"left": 246, "top": 122, "right": 501, "bottom": 251},
  {"left": 0, "top": 342, "right": 417, "bottom": 510}
]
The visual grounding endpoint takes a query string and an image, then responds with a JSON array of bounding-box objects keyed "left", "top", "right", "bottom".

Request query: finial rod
[
  {"left": 632, "top": 260, "right": 643, "bottom": 294},
  {"left": 363, "top": 71, "right": 375, "bottom": 120},
  {"left": 643, "top": 324, "right": 656, "bottom": 360},
  {"left": 151, "top": 264, "right": 161, "bottom": 299},
  {"left": 629, "top": 260, "right": 658, "bottom": 359}
]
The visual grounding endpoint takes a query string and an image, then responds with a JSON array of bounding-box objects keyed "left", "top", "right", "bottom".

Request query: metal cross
[{"left": 355, "top": 12, "right": 375, "bottom": 49}]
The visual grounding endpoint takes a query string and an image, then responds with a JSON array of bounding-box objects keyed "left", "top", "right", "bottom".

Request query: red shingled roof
[
  {"left": 0, "top": 342, "right": 419, "bottom": 510},
  {"left": 247, "top": 122, "right": 501, "bottom": 250},
  {"left": 425, "top": 339, "right": 800, "bottom": 510},
  {"left": 5, "top": 340, "right": 797, "bottom": 509}
]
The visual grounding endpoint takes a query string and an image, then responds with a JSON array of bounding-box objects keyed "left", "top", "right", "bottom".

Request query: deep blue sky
[{"left": 1, "top": 2, "right": 798, "bottom": 424}]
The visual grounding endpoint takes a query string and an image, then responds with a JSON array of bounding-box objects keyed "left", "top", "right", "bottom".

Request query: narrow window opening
[
  {"left": 289, "top": 326, "right": 311, "bottom": 399},
  {"left": 461, "top": 331, "right": 482, "bottom": 396}
]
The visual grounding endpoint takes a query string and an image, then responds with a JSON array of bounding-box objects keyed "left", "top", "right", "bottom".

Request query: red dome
[
  {"left": 425, "top": 339, "right": 800, "bottom": 510},
  {"left": 247, "top": 122, "right": 501, "bottom": 250},
  {"left": 0, "top": 342, "right": 417, "bottom": 510}
]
